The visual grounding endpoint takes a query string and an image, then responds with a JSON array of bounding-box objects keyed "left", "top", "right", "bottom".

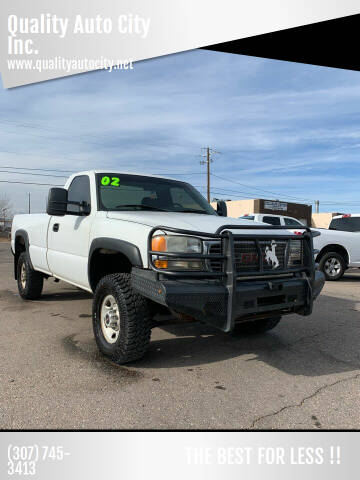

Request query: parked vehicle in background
[
  {"left": 312, "top": 214, "right": 360, "bottom": 281},
  {"left": 11, "top": 170, "right": 324, "bottom": 363},
  {"left": 328, "top": 214, "right": 360, "bottom": 232},
  {"left": 239, "top": 213, "right": 305, "bottom": 227}
]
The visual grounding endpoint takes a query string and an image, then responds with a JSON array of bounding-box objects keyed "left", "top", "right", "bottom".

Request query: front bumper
[
  {"left": 132, "top": 223, "right": 324, "bottom": 332},
  {"left": 132, "top": 268, "right": 325, "bottom": 332}
]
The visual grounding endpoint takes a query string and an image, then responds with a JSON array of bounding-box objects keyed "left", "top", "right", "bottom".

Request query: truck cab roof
[{"left": 67, "top": 170, "right": 180, "bottom": 184}]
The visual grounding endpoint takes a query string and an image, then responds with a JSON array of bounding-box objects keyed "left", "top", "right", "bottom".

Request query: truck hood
[{"left": 106, "top": 211, "right": 294, "bottom": 235}]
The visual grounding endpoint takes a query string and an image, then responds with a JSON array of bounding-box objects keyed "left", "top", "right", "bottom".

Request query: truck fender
[
  {"left": 88, "top": 237, "right": 143, "bottom": 289},
  {"left": 315, "top": 243, "right": 349, "bottom": 265},
  {"left": 13, "top": 229, "right": 34, "bottom": 279}
]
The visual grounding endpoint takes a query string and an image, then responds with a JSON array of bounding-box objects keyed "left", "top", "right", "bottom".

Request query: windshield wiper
[
  {"left": 174, "top": 209, "right": 209, "bottom": 214},
  {"left": 115, "top": 204, "right": 169, "bottom": 212},
  {"left": 114, "top": 205, "right": 210, "bottom": 214}
]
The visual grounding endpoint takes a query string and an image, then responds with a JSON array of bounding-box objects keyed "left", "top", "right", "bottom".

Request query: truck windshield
[
  {"left": 329, "top": 217, "right": 360, "bottom": 232},
  {"left": 96, "top": 173, "right": 216, "bottom": 215}
]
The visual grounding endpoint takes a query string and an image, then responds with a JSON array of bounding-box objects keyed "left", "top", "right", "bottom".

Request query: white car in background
[
  {"left": 239, "top": 213, "right": 305, "bottom": 227},
  {"left": 312, "top": 214, "right": 360, "bottom": 281}
]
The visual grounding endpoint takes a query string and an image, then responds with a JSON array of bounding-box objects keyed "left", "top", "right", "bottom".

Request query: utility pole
[
  {"left": 28, "top": 193, "right": 31, "bottom": 214},
  {"left": 2, "top": 208, "right": 6, "bottom": 231},
  {"left": 315, "top": 200, "right": 319, "bottom": 214},
  {"left": 200, "top": 147, "right": 220, "bottom": 202}
]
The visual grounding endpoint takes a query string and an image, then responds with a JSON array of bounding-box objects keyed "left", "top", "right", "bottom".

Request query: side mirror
[
  {"left": 47, "top": 188, "right": 68, "bottom": 216},
  {"left": 216, "top": 200, "right": 227, "bottom": 217}
]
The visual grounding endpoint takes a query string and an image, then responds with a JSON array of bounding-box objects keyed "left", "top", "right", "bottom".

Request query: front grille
[
  {"left": 260, "top": 240, "right": 287, "bottom": 270},
  {"left": 208, "top": 242, "right": 222, "bottom": 272},
  {"left": 234, "top": 241, "right": 259, "bottom": 271},
  {"left": 209, "top": 239, "right": 303, "bottom": 274}
]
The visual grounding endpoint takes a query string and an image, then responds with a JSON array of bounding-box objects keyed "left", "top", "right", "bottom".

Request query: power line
[
  {"left": 0, "top": 149, "right": 87, "bottom": 164},
  {"left": 210, "top": 172, "right": 313, "bottom": 203},
  {"left": 153, "top": 172, "right": 204, "bottom": 176},
  {"left": 1, "top": 169, "right": 359, "bottom": 208},
  {"left": 195, "top": 186, "right": 260, "bottom": 199},
  {"left": 0, "top": 169, "right": 68, "bottom": 178},
  {"left": 0, "top": 164, "right": 204, "bottom": 177},
  {"left": 0, "top": 180, "right": 62, "bottom": 186},
  {"left": 0, "top": 163, "right": 74, "bottom": 173},
  {"left": 211, "top": 172, "right": 312, "bottom": 202},
  {"left": 197, "top": 183, "right": 360, "bottom": 205},
  {"left": 197, "top": 183, "right": 267, "bottom": 197}
]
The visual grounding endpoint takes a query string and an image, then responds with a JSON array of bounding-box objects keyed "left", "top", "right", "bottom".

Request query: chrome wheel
[
  {"left": 100, "top": 295, "right": 120, "bottom": 344},
  {"left": 324, "top": 257, "right": 341, "bottom": 277},
  {"left": 20, "top": 262, "right": 27, "bottom": 289}
]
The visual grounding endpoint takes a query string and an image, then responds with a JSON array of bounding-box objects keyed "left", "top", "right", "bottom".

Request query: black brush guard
[{"left": 131, "top": 224, "right": 324, "bottom": 332}]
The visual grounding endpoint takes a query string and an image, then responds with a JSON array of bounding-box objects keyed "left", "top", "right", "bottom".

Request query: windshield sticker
[{"left": 101, "top": 176, "right": 120, "bottom": 187}]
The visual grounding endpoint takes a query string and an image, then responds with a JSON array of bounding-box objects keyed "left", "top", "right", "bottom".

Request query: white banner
[
  {"left": 0, "top": 432, "right": 354, "bottom": 479},
  {"left": 1, "top": 0, "right": 360, "bottom": 87}
]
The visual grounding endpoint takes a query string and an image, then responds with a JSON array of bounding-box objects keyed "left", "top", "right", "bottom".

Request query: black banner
[{"left": 204, "top": 14, "right": 360, "bottom": 71}]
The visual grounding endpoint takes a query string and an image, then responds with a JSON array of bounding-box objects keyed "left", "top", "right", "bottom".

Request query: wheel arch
[
  {"left": 88, "top": 237, "right": 143, "bottom": 292},
  {"left": 14, "top": 229, "right": 33, "bottom": 279},
  {"left": 316, "top": 244, "right": 349, "bottom": 266}
]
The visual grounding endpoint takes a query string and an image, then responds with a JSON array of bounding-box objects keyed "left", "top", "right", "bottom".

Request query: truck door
[{"left": 47, "top": 175, "right": 93, "bottom": 289}]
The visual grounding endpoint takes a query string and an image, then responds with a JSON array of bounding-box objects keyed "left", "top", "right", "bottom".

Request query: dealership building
[{"left": 212, "top": 198, "right": 347, "bottom": 228}]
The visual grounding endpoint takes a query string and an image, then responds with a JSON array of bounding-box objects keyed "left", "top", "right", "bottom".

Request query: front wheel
[
  {"left": 17, "top": 251, "right": 44, "bottom": 300},
  {"left": 319, "top": 252, "right": 346, "bottom": 281},
  {"left": 92, "top": 273, "right": 151, "bottom": 364},
  {"left": 232, "top": 316, "right": 281, "bottom": 335}
]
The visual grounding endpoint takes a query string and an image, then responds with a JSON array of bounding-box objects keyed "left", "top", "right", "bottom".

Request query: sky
[{"left": 0, "top": 49, "right": 360, "bottom": 214}]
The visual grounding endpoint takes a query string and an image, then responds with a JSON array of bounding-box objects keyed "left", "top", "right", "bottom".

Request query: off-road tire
[
  {"left": 319, "top": 252, "right": 346, "bottom": 281},
  {"left": 232, "top": 316, "right": 281, "bottom": 335},
  {"left": 17, "top": 251, "right": 44, "bottom": 300},
  {"left": 92, "top": 273, "right": 151, "bottom": 364}
]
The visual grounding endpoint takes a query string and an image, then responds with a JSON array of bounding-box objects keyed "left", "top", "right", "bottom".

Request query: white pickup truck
[
  {"left": 239, "top": 213, "right": 305, "bottom": 227},
  {"left": 313, "top": 214, "right": 360, "bottom": 281},
  {"left": 11, "top": 170, "right": 324, "bottom": 363}
]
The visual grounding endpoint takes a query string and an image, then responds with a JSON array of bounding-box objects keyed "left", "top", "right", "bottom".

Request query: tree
[{"left": 0, "top": 194, "right": 13, "bottom": 229}]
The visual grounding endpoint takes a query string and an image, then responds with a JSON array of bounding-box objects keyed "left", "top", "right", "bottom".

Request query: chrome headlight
[{"left": 151, "top": 235, "right": 203, "bottom": 270}]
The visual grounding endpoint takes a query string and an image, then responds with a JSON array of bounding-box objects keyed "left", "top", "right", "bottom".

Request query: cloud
[{"left": 1, "top": 50, "right": 360, "bottom": 213}]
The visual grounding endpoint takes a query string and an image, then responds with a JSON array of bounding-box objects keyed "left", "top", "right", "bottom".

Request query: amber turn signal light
[
  {"left": 154, "top": 259, "right": 168, "bottom": 269},
  {"left": 152, "top": 236, "right": 167, "bottom": 252}
]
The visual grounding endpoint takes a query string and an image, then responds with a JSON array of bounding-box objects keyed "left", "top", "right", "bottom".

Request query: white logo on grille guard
[{"left": 264, "top": 240, "right": 280, "bottom": 268}]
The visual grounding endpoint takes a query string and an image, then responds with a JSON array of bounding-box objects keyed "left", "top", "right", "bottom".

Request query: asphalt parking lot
[{"left": 1, "top": 240, "right": 360, "bottom": 430}]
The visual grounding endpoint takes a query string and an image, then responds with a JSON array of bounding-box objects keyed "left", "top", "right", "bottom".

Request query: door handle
[{"left": 53, "top": 223, "right": 60, "bottom": 232}]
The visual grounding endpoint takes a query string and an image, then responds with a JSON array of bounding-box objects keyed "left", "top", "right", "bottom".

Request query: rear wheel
[
  {"left": 92, "top": 273, "right": 151, "bottom": 364},
  {"left": 17, "top": 251, "right": 44, "bottom": 300},
  {"left": 232, "top": 316, "right": 281, "bottom": 335},
  {"left": 319, "top": 252, "right": 346, "bottom": 281}
]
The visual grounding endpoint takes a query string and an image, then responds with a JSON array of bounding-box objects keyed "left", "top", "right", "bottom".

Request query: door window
[
  {"left": 67, "top": 175, "right": 91, "bottom": 214},
  {"left": 263, "top": 216, "right": 281, "bottom": 225},
  {"left": 329, "top": 217, "right": 360, "bottom": 232},
  {"left": 284, "top": 217, "right": 303, "bottom": 226}
]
